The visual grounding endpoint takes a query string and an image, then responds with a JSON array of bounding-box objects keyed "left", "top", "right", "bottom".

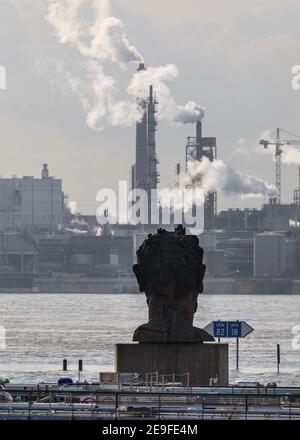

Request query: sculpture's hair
[{"left": 134, "top": 227, "right": 206, "bottom": 299}]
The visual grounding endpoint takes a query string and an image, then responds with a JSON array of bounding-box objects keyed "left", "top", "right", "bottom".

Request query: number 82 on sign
[{"left": 213, "top": 321, "right": 242, "bottom": 338}]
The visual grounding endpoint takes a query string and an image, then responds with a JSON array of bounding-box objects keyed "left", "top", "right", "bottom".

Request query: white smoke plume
[
  {"left": 235, "top": 138, "right": 250, "bottom": 156},
  {"left": 289, "top": 219, "right": 300, "bottom": 228},
  {"left": 94, "top": 226, "right": 103, "bottom": 236},
  {"left": 128, "top": 64, "right": 205, "bottom": 124},
  {"left": 180, "top": 157, "right": 278, "bottom": 198},
  {"left": 59, "top": 224, "right": 88, "bottom": 235},
  {"left": 45, "top": 0, "right": 205, "bottom": 129},
  {"left": 71, "top": 216, "right": 89, "bottom": 227},
  {"left": 67, "top": 200, "right": 79, "bottom": 215},
  {"left": 281, "top": 145, "right": 300, "bottom": 165},
  {"left": 68, "top": 60, "right": 140, "bottom": 129},
  {"left": 47, "top": 0, "right": 143, "bottom": 65},
  {"left": 260, "top": 130, "right": 274, "bottom": 142}
]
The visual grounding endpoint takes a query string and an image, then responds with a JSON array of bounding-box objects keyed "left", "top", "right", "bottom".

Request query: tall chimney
[
  {"left": 134, "top": 63, "right": 147, "bottom": 190},
  {"left": 196, "top": 121, "right": 202, "bottom": 144},
  {"left": 149, "top": 85, "right": 153, "bottom": 103}
]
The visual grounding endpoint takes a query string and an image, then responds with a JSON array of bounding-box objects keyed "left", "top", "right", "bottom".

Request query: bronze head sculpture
[{"left": 132, "top": 225, "right": 214, "bottom": 342}]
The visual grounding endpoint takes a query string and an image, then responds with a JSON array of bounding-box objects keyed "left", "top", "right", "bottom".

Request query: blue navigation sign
[
  {"left": 228, "top": 321, "right": 242, "bottom": 338},
  {"left": 204, "top": 321, "right": 253, "bottom": 339},
  {"left": 204, "top": 320, "right": 254, "bottom": 370},
  {"left": 213, "top": 321, "right": 228, "bottom": 338}
]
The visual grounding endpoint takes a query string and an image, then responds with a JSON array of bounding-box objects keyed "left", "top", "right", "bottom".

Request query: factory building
[
  {"left": 34, "top": 233, "right": 134, "bottom": 276},
  {"left": 0, "top": 231, "right": 39, "bottom": 273},
  {"left": 286, "top": 238, "right": 299, "bottom": 275},
  {"left": 219, "top": 237, "right": 253, "bottom": 277},
  {"left": 64, "top": 235, "right": 133, "bottom": 276},
  {"left": 261, "top": 203, "right": 299, "bottom": 231},
  {"left": 215, "top": 203, "right": 299, "bottom": 232},
  {"left": 204, "top": 249, "right": 225, "bottom": 277},
  {"left": 215, "top": 208, "right": 263, "bottom": 230},
  {"left": 0, "top": 231, "right": 39, "bottom": 290},
  {"left": 254, "top": 232, "right": 287, "bottom": 278},
  {"left": 37, "top": 233, "right": 71, "bottom": 272},
  {"left": 0, "top": 164, "right": 64, "bottom": 233}
]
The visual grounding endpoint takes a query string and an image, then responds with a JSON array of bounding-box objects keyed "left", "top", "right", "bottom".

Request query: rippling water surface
[{"left": 0, "top": 294, "right": 299, "bottom": 386}]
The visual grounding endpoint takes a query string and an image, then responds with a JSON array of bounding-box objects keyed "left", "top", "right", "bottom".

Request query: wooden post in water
[
  {"left": 277, "top": 344, "right": 280, "bottom": 374},
  {"left": 78, "top": 359, "right": 83, "bottom": 382}
]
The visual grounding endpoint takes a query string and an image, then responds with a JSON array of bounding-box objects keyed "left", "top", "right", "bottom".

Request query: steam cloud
[
  {"left": 181, "top": 157, "right": 278, "bottom": 198},
  {"left": 45, "top": 0, "right": 205, "bottom": 130},
  {"left": 47, "top": 0, "right": 143, "bottom": 64},
  {"left": 67, "top": 200, "right": 79, "bottom": 215},
  {"left": 128, "top": 65, "right": 206, "bottom": 124},
  {"left": 281, "top": 146, "right": 300, "bottom": 165},
  {"left": 259, "top": 130, "right": 300, "bottom": 166},
  {"left": 159, "top": 156, "right": 276, "bottom": 217}
]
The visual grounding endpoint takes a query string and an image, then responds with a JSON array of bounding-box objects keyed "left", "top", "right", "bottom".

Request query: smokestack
[
  {"left": 131, "top": 164, "right": 135, "bottom": 190},
  {"left": 149, "top": 85, "right": 153, "bottom": 103},
  {"left": 175, "top": 163, "right": 181, "bottom": 188},
  {"left": 196, "top": 121, "right": 202, "bottom": 144},
  {"left": 137, "top": 62, "right": 145, "bottom": 72},
  {"left": 146, "top": 84, "right": 158, "bottom": 192},
  {"left": 134, "top": 69, "right": 148, "bottom": 190}
]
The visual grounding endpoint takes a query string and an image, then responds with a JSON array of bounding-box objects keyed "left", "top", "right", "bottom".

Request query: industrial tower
[
  {"left": 186, "top": 121, "right": 217, "bottom": 230},
  {"left": 260, "top": 127, "right": 300, "bottom": 204},
  {"left": 132, "top": 63, "right": 159, "bottom": 220}
]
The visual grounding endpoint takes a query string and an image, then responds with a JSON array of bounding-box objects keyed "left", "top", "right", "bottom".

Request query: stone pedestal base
[{"left": 115, "top": 342, "right": 228, "bottom": 386}]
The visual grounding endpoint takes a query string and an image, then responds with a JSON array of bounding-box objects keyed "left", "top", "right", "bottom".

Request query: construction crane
[{"left": 259, "top": 127, "right": 300, "bottom": 204}]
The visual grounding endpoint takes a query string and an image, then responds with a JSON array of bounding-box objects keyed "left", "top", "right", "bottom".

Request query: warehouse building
[{"left": 0, "top": 164, "right": 64, "bottom": 233}]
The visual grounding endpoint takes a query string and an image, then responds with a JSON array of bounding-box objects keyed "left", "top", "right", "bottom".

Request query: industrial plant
[{"left": 1, "top": 78, "right": 300, "bottom": 294}]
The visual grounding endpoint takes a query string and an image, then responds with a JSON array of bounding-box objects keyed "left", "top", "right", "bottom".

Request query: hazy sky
[{"left": 1, "top": 0, "right": 300, "bottom": 213}]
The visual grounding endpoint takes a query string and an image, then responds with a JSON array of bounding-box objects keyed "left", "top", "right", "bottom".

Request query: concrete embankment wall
[
  {"left": 32, "top": 278, "right": 139, "bottom": 294},
  {"left": 1, "top": 278, "right": 300, "bottom": 294}
]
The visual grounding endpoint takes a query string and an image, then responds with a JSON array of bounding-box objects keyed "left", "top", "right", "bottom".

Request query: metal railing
[{"left": 1, "top": 387, "right": 300, "bottom": 420}]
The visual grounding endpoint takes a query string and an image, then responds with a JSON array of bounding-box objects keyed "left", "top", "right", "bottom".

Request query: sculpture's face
[{"left": 160, "top": 285, "right": 199, "bottom": 321}]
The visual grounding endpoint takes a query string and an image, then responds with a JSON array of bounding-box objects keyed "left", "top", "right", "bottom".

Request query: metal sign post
[{"left": 204, "top": 320, "right": 254, "bottom": 371}]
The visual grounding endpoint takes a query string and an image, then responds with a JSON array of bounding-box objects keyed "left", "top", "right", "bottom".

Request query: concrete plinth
[{"left": 115, "top": 342, "right": 228, "bottom": 386}]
